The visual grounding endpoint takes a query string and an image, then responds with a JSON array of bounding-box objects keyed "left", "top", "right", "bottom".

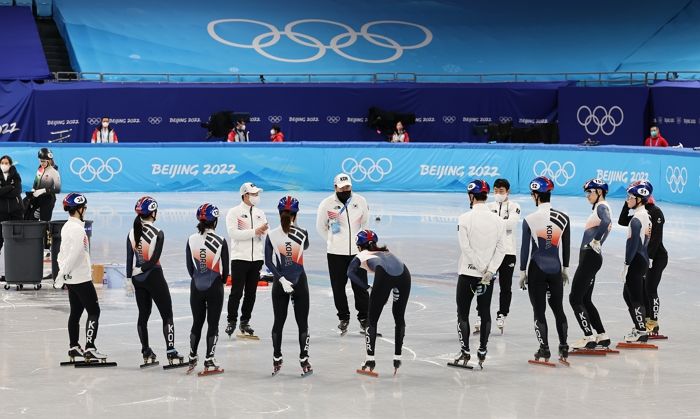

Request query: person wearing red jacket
[
  {"left": 91, "top": 117, "right": 118, "bottom": 143},
  {"left": 644, "top": 126, "right": 667, "bottom": 147},
  {"left": 391, "top": 121, "right": 410, "bottom": 143},
  {"left": 270, "top": 125, "right": 285, "bottom": 142}
]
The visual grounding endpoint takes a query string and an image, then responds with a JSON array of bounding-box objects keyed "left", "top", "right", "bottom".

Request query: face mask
[
  {"left": 336, "top": 191, "right": 352, "bottom": 204},
  {"left": 494, "top": 193, "right": 507, "bottom": 203},
  {"left": 240, "top": 125, "right": 246, "bottom": 131},
  {"left": 0, "top": 164, "right": 9, "bottom": 173},
  {"left": 651, "top": 130, "right": 658, "bottom": 138},
  {"left": 78, "top": 207, "right": 86, "bottom": 222},
  {"left": 270, "top": 129, "right": 276, "bottom": 135},
  {"left": 249, "top": 195, "right": 260, "bottom": 206},
  {"left": 102, "top": 122, "right": 109, "bottom": 128}
]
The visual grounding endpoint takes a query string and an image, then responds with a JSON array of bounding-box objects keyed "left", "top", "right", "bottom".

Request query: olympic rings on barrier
[
  {"left": 665, "top": 166, "right": 687, "bottom": 193},
  {"left": 70, "top": 157, "right": 123, "bottom": 183},
  {"left": 533, "top": 160, "right": 576, "bottom": 187},
  {"left": 576, "top": 105, "right": 624, "bottom": 136},
  {"left": 342, "top": 157, "right": 393, "bottom": 182}
]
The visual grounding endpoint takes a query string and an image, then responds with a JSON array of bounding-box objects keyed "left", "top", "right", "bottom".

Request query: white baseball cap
[
  {"left": 334, "top": 173, "right": 352, "bottom": 188},
  {"left": 239, "top": 182, "right": 263, "bottom": 195}
]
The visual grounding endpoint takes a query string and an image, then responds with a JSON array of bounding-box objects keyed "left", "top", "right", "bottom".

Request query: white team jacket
[
  {"left": 57, "top": 217, "right": 92, "bottom": 285},
  {"left": 487, "top": 200, "right": 521, "bottom": 255},
  {"left": 315, "top": 193, "right": 369, "bottom": 256},
  {"left": 457, "top": 203, "right": 507, "bottom": 277},
  {"left": 226, "top": 202, "right": 268, "bottom": 261}
]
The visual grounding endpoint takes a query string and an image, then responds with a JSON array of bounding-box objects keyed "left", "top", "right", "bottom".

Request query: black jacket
[
  {"left": 617, "top": 201, "right": 667, "bottom": 259},
  {"left": 0, "top": 166, "right": 24, "bottom": 217}
]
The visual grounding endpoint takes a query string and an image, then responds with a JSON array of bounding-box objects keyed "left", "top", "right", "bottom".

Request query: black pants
[
  {"left": 134, "top": 269, "right": 175, "bottom": 352},
  {"left": 457, "top": 274, "right": 493, "bottom": 352},
  {"left": 67, "top": 281, "right": 100, "bottom": 349},
  {"left": 190, "top": 279, "right": 224, "bottom": 358},
  {"left": 327, "top": 253, "right": 369, "bottom": 322},
  {"left": 644, "top": 253, "right": 667, "bottom": 321},
  {"left": 227, "top": 260, "right": 263, "bottom": 324},
  {"left": 496, "top": 254, "right": 516, "bottom": 316},
  {"left": 569, "top": 249, "right": 605, "bottom": 336},
  {"left": 623, "top": 254, "right": 648, "bottom": 331},
  {"left": 527, "top": 262, "right": 568, "bottom": 348},
  {"left": 366, "top": 266, "right": 411, "bottom": 357},
  {"left": 271, "top": 273, "right": 310, "bottom": 359}
]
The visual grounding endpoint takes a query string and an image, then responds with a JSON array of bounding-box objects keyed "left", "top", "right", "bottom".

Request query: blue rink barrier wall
[{"left": 2, "top": 142, "right": 698, "bottom": 206}]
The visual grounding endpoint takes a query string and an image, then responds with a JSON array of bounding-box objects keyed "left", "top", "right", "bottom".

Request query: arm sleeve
[
  {"left": 625, "top": 219, "right": 642, "bottom": 265},
  {"left": 48, "top": 170, "right": 61, "bottom": 195},
  {"left": 221, "top": 241, "right": 230, "bottom": 281},
  {"left": 126, "top": 236, "right": 134, "bottom": 278},
  {"left": 647, "top": 207, "right": 664, "bottom": 258},
  {"left": 404, "top": 132, "right": 410, "bottom": 143},
  {"left": 60, "top": 231, "right": 83, "bottom": 275},
  {"left": 520, "top": 220, "right": 532, "bottom": 272},
  {"left": 227, "top": 131, "right": 234, "bottom": 142},
  {"left": 618, "top": 201, "right": 632, "bottom": 226},
  {"left": 487, "top": 221, "right": 507, "bottom": 274},
  {"left": 457, "top": 220, "right": 471, "bottom": 262},
  {"left": 91, "top": 130, "right": 97, "bottom": 143},
  {"left": 140, "top": 230, "right": 164, "bottom": 271},
  {"left": 562, "top": 215, "right": 571, "bottom": 268},
  {"left": 0, "top": 185, "right": 12, "bottom": 196},
  {"left": 113, "top": 131, "right": 118, "bottom": 143},
  {"left": 315, "top": 200, "right": 329, "bottom": 240},
  {"left": 303, "top": 229, "right": 310, "bottom": 250},
  {"left": 185, "top": 241, "right": 195, "bottom": 279},
  {"left": 360, "top": 198, "right": 370, "bottom": 230},
  {"left": 226, "top": 209, "right": 256, "bottom": 241},
  {"left": 594, "top": 205, "right": 612, "bottom": 241},
  {"left": 264, "top": 236, "right": 283, "bottom": 280},
  {"left": 346, "top": 257, "right": 369, "bottom": 289},
  {"left": 504, "top": 203, "right": 520, "bottom": 233}
]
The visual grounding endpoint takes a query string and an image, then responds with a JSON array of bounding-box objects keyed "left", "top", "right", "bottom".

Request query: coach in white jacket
[
  {"left": 224, "top": 182, "right": 268, "bottom": 337},
  {"left": 315, "top": 173, "right": 370, "bottom": 335},
  {"left": 451, "top": 180, "right": 506, "bottom": 368}
]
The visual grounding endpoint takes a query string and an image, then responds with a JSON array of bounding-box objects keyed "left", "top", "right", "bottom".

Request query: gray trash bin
[
  {"left": 1, "top": 221, "right": 48, "bottom": 290},
  {"left": 50, "top": 220, "right": 93, "bottom": 282}
]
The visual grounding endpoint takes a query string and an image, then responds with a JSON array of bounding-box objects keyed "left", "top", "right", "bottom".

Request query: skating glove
[
  {"left": 279, "top": 276, "right": 294, "bottom": 294},
  {"left": 588, "top": 239, "right": 602, "bottom": 254},
  {"left": 480, "top": 271, "right": 494, "bottom": 286},
  {"left": 621, "top": 264, "right": 629, "bottom": 282},
  {"left": 33, "top": 188, "right": 46, "bottom": 197},
  {"left": 132, "top": 267, "right": 143, "bottom": 277},
  {"left": 125, "top": 278, "right": 134, "bottom": 297},
  {"left": 649, "top": 259, "right": 654, "bottom": 269},
  {"left": 561, "top": 267, "right": 569, "bottom": 286},
  {"left": 519, "top": 270, "right": 528, "bottom": 290}
]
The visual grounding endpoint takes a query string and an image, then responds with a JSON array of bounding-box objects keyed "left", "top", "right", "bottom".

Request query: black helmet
[{"left": 38, "top": 147, "right": 53, "bottom": 160}]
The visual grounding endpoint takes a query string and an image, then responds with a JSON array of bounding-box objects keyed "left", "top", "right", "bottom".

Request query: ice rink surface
[{"left": 1, "top": 191, "right": 699, "bottom": 418}]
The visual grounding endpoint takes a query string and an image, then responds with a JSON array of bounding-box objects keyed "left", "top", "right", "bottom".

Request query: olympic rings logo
[
  {"left": 498, "top": 116, "right": 513, "bottom": 123},
  {"left": 576, "top": 105, "right": 624, "bottom": 136},
  {"left": 148, "top": 117, "right": 162, "bottom": 125},
  {"left": 70, "top": 157, "right": 123, "bottom": 183},
  {"left": 665, "top": 165, "right": 687, "bottom": 193},
  {"left": 268, "top": 115, "right": 283, "bottom": 124},
  {"left": 326, "top": 116, "right": 341, "bottom": 124},
  {"left": 341, "top": 157, "right": 392, "bottom": 182},
  {"left": 207, "top": 19, "right": 432, "bottom": 64},
  {"left": 442, "top": 116, "right": 456, "bottom": 124},
  {"left": 87, "top": 118, "right": 101, "bottom": 126},
  {"left": 533, "top": 160, "right": 576, "bottom": 187}
]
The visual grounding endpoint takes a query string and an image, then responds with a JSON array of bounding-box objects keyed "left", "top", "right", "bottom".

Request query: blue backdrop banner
[{"left": 1, "top": 143, "right": 697, "bottom": 206}]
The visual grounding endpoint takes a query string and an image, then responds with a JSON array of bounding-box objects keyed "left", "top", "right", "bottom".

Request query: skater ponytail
[
  {"left": 280, "top": 210, "right": 294, "bottom": 234},
  {"left": 133, "top": 215, "right": 143, "bottom": 245},
  {"left": 197, "top": 219, "right": 217, "bottom": 235}
]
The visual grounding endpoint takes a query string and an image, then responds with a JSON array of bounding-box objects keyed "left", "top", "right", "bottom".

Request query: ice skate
[
  {"left": 163, "top": 349, "right": 187, "bottom": 370},
  {"left": 272, "top": 356, "right": 283, "bottom": 376},
  {"left": 237, "top": 322, "right": 259, "bottom": 340},
  {"left": 528, "top": 346, "right": 556, "bottom": 367},
  {"left": 447, "top": 350, "right": 474, "bottom": 370},
  {"left": 356, "top": 357, "right": 378, "bottom": 377},
  {"left": 198, "top": 356, "right": 224, "bottom": 376},
  {"left": 393, "top": 355, "right": 402, "bottom": 376},
  {"left": 60, "top": 345, "right": 85, "bottom": 366},
  {"left": 592, "top": 333, "right": 619, "bottom": 354},
  {"left": 186, "top": 353, "right": 198, "bottom": 375},
  {"left": 477, "top": 347, "right": 487, "bottom": 369},
  {"left": 496, "top": 314, "right": 506, "bottom": 335},
  {"left": 558, "top": 344, "right": 570, "bottom": 366},
  {"left": 224, "top": 321, "right": 236, "bottom": 338},
  {"left": 617, "top": 329, "right": 657, "bottom": 350},
  {"left": 473, "top": 318, "right": 481, "bottom": 335},
  {"left": 646, "top": 319, "right": 668, "bottom": 340},
  {"left": 300, "top": 357, "right": 313, "bottom": 377},
  {"left": 338, "top": 319, "right": 349, "bottom": 336},
  {"left": 139, "top": 347, "right": 159, "bottom": 368},
  {"left": 77, "top": 347, "right": 117, "bottom": 368},
  {"left": 569, "top": 336, "right": 605, "bottom": 356}
]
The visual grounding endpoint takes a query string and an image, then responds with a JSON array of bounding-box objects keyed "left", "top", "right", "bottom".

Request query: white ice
[{"left": 1, "top": 191, "right": 699, "bottom": 418}]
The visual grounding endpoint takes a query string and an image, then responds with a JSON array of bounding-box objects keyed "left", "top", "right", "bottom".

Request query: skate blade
[
  {"left": 647, "top": 334, "right": 668, "bottom": 340},
  {"left": 359, "top": 331, "right": 383, "bottom": 337},
  {"left": 356, "top": 369, "right": 379, "bottom": 378},
  {"left": 616, "top": 342, "right": 658, "bottom": 350},
  {"left": 446, "top": 361, "right": 474, "bottom": 370},
  {"left": 74, "top": 361, "right": 117, "bottom": 368},
  {"left": 301, "top": 370, "right": 313, "bottom": 378},
  {"left": 599, "top": 347, "right": 620, "bottom": 354},
  {"left": 558, "top": 358, "right": 570, "bottom": 367},
  {"left": 569, "top": 349, "right": 607, "bottom": 356},
  {"left": 186, "top": 366, "right": 197, "bottom": 375},
  {"left": 198, "top": 368, "right": 224, "bottom": 376},
  {"left": 139, "top": 361, "right": 160, "bottom": 369},
  {"left": 163, "top": 362, "right": 188, "bottom": 370},
  {"left": 236, "top": 334, "right": 260, "bottom": 340},
  {"left": 528, "top": 359, "right": 557, "bottom": 367},
  {"left": 60, "top": 359, "right": 83, "bottom": 366},
  {"left": 339, "top": 329, "right": 348, "bottom": 337}
]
